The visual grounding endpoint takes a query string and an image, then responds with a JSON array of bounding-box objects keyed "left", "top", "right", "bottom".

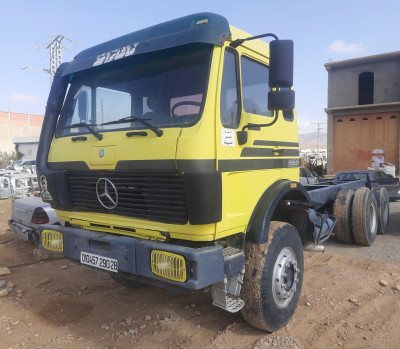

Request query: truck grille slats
[{"left": 66, "top": 171, "right": 188, "bottom": 224}]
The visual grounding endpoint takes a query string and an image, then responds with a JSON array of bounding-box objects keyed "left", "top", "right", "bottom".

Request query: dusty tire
[
  {"left": 352, "top": 188, "right": 378, "bottom": 246},
  {"left": 333, "top": 190, "right": 355, "bottom": 243},
  {"left": 241, "top": 221, "right": 303, "bottom": 332},
  {"left": 372, "top": 187, "right": 390, "bottom": 234},
  {"left": 110, "top": 274, "right": 148, "bottom": 289}
]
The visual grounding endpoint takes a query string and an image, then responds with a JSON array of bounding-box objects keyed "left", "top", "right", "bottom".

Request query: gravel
[
  {"left": 254, "top": 335, "right": 301, "bottom": 349},
  {"left": 325, "top": 202, "right": 400, "bottom": 265}
]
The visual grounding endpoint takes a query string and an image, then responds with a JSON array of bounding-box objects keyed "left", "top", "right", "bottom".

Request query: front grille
[{"left": 66, "top": 170, "right": 188, "bottom": 224}]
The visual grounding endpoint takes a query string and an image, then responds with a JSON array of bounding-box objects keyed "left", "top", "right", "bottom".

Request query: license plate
[{"left": 80, "top": 251, "right": 118, "bottom": 273}]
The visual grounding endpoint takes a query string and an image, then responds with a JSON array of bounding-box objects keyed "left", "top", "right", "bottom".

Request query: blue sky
[{"left": 1, "top": 0, "right": 399, "bottom": 134}]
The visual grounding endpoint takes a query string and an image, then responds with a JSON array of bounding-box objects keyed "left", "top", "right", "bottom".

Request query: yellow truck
[{"left": 37, "top": 13, "right": 387, "bottom": 331}]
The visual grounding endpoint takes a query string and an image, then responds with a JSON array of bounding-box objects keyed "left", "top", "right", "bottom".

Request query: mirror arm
[
  {"left": 242, "top": 111, "right": 279, "bottom": 131},
  {"left": 230, "top": 33, "right": 279, "bottom": 48}
]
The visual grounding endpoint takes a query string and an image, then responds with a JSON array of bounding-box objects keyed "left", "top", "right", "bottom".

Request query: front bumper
[{"left": 38, "top": 224, "right": 226, "bottom": 290}]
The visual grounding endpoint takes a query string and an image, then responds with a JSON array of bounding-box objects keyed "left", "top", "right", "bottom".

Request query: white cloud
[
  {"left": 328, "top": 40, "right": 365, "bottom": 54},
  {"left": 8, "top": 93, "right": 43, "bottom": 104}
]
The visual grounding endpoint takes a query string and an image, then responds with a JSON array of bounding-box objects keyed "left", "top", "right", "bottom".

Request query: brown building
[{"left": 325, "top": 51, "right": 400, "bottom": 174}]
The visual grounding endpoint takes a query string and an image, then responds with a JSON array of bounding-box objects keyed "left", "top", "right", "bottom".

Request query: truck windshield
[{"left": 56, "top": 44, "right": 212, "bottom": 137}]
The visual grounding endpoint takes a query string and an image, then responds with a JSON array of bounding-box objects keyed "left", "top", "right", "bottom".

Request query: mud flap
[{"left": 307, "top": 209, "right": 336, "bottom": 245}]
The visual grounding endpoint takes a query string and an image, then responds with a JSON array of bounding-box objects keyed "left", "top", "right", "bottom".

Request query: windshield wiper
[
  {"left": 100, "top": 116, "right": 163, "bottom": 137},
  {"left": 62, "top": 122, "right": 103, "bottom": 140}
]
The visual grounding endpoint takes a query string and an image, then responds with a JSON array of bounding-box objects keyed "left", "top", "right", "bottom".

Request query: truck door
[{"left": 216, "top": 47, "right": 292, "bottom": 232}]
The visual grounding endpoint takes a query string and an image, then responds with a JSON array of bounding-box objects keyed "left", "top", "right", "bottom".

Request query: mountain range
[{"left": 298, "top": 131, "right": 327, "bottom": 149}]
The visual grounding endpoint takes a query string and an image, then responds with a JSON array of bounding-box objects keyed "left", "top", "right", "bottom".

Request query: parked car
[
  {"left": 8, "top": 197, "right": 62, "bottom": 244},
  {"left": 299, "top": 166, "right": 319, "bottom": 185},
  {"left": 6, "top": 160, "right": 22, "bottom": 170},
  {"left": 334, "top": 170, "right": 400, "bottom": 201},
  {"left": 0, "top": 172, "right": 39, "bottom": 199}
]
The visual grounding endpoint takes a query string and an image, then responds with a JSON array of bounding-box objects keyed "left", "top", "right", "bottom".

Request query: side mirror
[
  {"left": 268, "top": 89, "right": 295, "bottom": 111},
  {"left": 78, "top": 91, "right": 88, "bottom": 120},
  {"left": 269, "top": 40, "right": 294, "bottom": 88}
]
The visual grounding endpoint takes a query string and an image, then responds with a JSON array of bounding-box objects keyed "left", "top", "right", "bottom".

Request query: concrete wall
[
  {"left": 0, "top": 111, "right": 44, "bottom": 153},
  {"left": 327, "top": 54, "right": 400, "bottom": 108},
  {"left": 325, "top": 52, "right": 400, "bottom": 174},
  {"left": 15, "top": 142, "right": 39, "bottom": 160}
]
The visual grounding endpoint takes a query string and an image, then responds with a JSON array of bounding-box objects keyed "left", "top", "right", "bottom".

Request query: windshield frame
[{"left": 55, "top": 43, "right": 214, "bottom": 138}]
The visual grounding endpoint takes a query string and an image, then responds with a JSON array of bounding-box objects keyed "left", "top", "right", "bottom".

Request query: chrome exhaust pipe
[{"left": 303, "top": 244, "right": 325, "bottom": 252}]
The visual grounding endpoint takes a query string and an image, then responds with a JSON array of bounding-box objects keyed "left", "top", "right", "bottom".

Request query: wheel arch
[{"left": 246, "top": 179, "right": 312, "bottom": 244}]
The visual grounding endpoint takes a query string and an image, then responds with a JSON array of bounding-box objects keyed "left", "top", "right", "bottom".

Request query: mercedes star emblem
[
  {"left": 96, "top": 178, "right": 118, "bottom": 210},
  {"left": 99, "top": 149, "right": 105, "bottom": 158}
]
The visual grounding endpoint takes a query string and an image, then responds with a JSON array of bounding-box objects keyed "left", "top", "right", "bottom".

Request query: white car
[
  {"left": 0, "top": 173, "right": 39, "bottom": 199},
  {"left": 8, "top": 197, "right": 62, "bottom": 244}
]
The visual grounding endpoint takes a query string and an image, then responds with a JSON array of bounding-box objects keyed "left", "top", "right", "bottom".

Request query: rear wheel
[
  {"left": 110, "top": 274, "right": 148, "bottom": 289},
  {"left": 241, "top": 221, "right": 303, "bottom": 332},
  {"left": 372, "top": 187, "right": 390, "bottom": 235},
  {"left": 333, "top": 190, "right": 355, "bottom": 243},
  {"left": 352, "top": 188, "right": 378, "bottom": 246}
]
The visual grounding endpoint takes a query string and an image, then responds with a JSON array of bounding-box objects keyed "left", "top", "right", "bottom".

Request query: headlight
[
  {"left": 41, "top": 230, "right": 63, "bottom": 252},
  {"left": 151, "top": 250, "right": 186, "bottom": 282}
]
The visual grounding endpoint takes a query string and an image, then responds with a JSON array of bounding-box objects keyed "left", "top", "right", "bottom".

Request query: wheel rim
[
  {"left": 272, "top": 247, "right": 300, "bottom": 308},
  {"left": 369, "top": 202, "right": 377, "bottom": 235}
]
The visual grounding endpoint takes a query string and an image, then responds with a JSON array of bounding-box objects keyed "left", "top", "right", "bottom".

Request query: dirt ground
[{"left": 1, "top": 198, "right": 400, "bottom": 349}]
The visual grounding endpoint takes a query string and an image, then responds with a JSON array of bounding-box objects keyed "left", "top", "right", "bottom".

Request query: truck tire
[
  {"left": 241, "top": 221, "right": 303, "bottom": 332},
  {"left": 372, "top": 187, "right": 390, "bottom": 235},
  {"left": 333, "top": 190, "right": 355, "bottom": 243},
  {"left": 110, "top": 274, "right": 148, "bottom": 289},
  {"left": 352, "top": 187, "right": 378, "bottom": 246}
]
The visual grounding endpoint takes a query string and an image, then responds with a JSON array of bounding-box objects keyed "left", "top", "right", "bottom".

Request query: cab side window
[
  {"left": 241, "top": 56, "right": 271, "bottom": 117},
  {"left": 220, "top": 49, "right": 241, "bottom": 129}
]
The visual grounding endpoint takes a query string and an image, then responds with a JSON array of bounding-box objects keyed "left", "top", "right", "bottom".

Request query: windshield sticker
[
  {"left": 221, "top": 129, "right": 235, "bottom": 147},
  {"left": 93, "top": 43, "right": 139, "bottom": 67},
  {"left": 74, "top": 85, "right": 83, "bottom": 100}
]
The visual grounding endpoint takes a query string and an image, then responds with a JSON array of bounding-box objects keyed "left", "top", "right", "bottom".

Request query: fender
[{"left": 246, "top": 179, "right": 312, "bottom": 244}]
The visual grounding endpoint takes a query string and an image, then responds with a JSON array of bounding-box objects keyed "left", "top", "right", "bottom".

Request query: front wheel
[{"left": 241, "top": 221, "right": 304, "bottom": 332}]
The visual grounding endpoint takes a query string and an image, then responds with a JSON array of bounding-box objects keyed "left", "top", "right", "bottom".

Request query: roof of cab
[{"left": 62, "top": 12, "right": 231, "bottom": 77}]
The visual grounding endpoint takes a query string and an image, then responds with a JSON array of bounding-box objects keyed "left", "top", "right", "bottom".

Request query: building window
[
  {"left": 349, "top": 118, "right": 355, "bottom": 121},
  {"left": 376, "top": 116, "right": 382, "bottom": 120},
  {"left": 358, "top": 72, "right": 374, "bottom": 105},
  {"left": 337, "top": 119, "right": 343, "bottom": 122},
  {"left": 391, "top": 115, "right": 397, "bottom": 119},
  {"left": 362, "top": 117, "right": 368, "bottom": 120}
]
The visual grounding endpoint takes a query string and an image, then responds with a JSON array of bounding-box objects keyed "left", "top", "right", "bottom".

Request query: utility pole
[
  {"left": 48, "top": 35, "right": 63, "bottom": 83},
  {"left": 23, "top": 34, "right": 73, "bottom": 84},
  {"left": 312, "top": 122, "right": 327, "bottom": 153}
]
